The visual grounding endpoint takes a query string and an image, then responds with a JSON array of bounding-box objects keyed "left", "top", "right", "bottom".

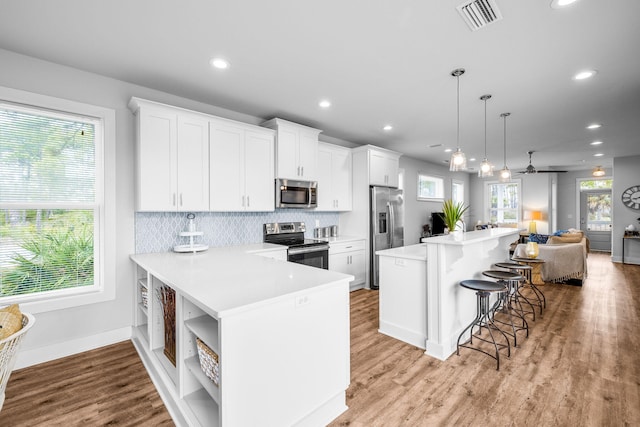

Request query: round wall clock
[{"left": 621, "top": 185, "right": 640, "bottom": 210}]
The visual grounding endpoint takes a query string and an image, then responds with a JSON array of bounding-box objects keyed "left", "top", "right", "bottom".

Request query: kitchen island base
[{"left": 131, "top": 249, "right": 351, "bottom": 426}]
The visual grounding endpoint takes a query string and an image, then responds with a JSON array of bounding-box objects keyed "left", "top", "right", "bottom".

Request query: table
[
  {"left": 512, "top": 257, "right": 546, "bottom": 285},
  {"left": 622, "top": 235, "right": 640, "bottom": 264}
]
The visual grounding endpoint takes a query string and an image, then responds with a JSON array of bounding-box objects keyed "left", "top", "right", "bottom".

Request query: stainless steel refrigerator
[{"left": 370, "top": 186, "right": 404, "bottom": 289}]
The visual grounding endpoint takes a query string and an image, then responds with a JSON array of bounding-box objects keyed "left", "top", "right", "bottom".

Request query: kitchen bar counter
[
  {"left": 375, "top": 228, "right": 520, "bottom": 361},
  {"left": 130, "top": 246, "right": 352, "bottom": 427}
]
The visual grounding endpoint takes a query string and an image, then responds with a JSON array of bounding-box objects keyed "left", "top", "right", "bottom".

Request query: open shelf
[
  {"left": 133, "top": 324, "right": 149, "bottom": 347},
  {"left": 185, "top": 356, "right": 220, "bottom": 403},
  {"left": 153, "top": 347, "right": 177, "bottom": 386},
  {"left": 184, "top": 316, "right": 219, "bottom": 354},
  {"left": 184, "top": 388, "right": 220, "bottom": 427}
]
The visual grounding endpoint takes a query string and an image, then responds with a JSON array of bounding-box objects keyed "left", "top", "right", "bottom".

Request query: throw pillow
[
  {"left": 529, "top": 233, "right": 549, "bottom": 244},
  {"left": 0, "top": 304, "right": 23, "bottom": 341}
]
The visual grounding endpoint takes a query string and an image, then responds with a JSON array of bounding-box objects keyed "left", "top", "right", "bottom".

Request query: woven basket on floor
[
  {"left": 1, "top": 313, "right": 36, "bottom": 411},
  {"left": 196, "top": 337, "right": 219, "bottom": 386}
]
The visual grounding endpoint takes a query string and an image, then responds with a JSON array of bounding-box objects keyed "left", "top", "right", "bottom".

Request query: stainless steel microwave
[{"left": 276, "top": 178, "right": 317, "bottom": 208}]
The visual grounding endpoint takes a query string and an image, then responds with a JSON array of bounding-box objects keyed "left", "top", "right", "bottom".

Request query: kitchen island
[
  {"left": 131, "top": 245, "right": 353, "bottom": 427},
  {"left": 376, "top": 228, "right": 519, "bottom": 361}
]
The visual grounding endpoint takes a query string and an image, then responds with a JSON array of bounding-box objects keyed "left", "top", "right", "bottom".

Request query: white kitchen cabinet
[
  {"left": 317, "top": 142, "right": 352, "bottom": 211},
  {"left": 130, "top": 98, "right": 209, "bottom": 212},
  {"left": 261, "top": 118, "right": 321, "bottom": 181},
  {"left": 329, "top": 239, "right": 365, "bottom": 290},
  {"left": 369, "top": 147, "right": 401, "bottom": 187},
  {"left": 209, "top": 120, "right": 275, "bottom": 212}
]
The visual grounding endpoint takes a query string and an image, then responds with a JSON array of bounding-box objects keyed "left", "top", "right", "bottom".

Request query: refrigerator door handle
[{"left": 387, "top": 202, "right": 394, "bottom": 247}]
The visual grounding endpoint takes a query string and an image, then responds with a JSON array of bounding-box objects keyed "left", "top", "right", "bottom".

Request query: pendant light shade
[
  {"left": 449, "top": 68, "right": 467, "bottom": 171},
  {"left": 592, "top": 165, "right": 606, "bottom": 177},
  {"left": 499, "top": 112, "right": 512, "bottom": 182},
  {"left": 478, "top": 94, "right": 494, "bottom": 178}
]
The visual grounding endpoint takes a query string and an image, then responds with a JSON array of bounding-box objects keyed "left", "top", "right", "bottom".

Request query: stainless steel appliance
[
  {"left": 275, "top": 178, "right": 318, "bottom": 209},
  {"left": 263, "top": 222, "right": 329, "bottom": 269},
  {"left": 370, "top": 186, "right": 404, "bottom": 289}
]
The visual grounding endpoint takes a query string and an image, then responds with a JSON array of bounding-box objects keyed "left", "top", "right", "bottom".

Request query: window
[
  {"left": 485, "top": 180, "right": 520, "bottom": 225},
  {"left": 417, "top": 173, "right": 444, "bottom": 201},
  {"left": 452, "top": 180, "right": 464, "bottom": 205},
  {"left": 0, "top": 89, "right": 113, "bottom": 311}
]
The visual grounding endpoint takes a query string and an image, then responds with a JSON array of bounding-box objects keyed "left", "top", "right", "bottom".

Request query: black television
[{"left": 431, "top": 212, "right": 445, "bottom": 235}]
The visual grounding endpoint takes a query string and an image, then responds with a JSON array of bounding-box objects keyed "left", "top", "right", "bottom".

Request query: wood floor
[{"left": 2, "top": 252, "right": 639, "bottom": 426}]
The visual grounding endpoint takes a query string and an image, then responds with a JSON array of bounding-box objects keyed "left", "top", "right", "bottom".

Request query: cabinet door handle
[
  {"left": 297, "top": 166, "right": 300, "bottom": 176},
  {"left": 242, "top": 195, "right": 245, "bottom": 207},
  {"left": 301, "top": 166, "right": 304, "bottom": 176},
  {"left": 173, "top": 193, "right": 176, "bottom": 206},
  {"left": 180, "top": 193, "right": 183, "bottom": 206},
  {"left": 247, "top": 196, "right": 250, "bottom": 207}
]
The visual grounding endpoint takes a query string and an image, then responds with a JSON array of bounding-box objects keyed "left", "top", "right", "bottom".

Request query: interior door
[{"left": 580, "top": 190, "right": 612, "bottom": 252}]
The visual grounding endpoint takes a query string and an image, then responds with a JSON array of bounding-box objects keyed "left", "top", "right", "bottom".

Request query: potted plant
[{"left": 440, "top": 199, "right": 469, "bottom": 234}]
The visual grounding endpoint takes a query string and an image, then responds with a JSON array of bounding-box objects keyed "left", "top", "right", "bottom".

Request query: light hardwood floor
[{"left": 2, "top": 252, "right": 638, "bottom": 426}]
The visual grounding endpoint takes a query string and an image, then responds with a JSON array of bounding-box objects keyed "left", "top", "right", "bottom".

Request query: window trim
[
  {"left": 452, "top": 179, "right": 464, "bottom": 205},
  {"left": 0, "top": 86, "right": 115, "bottom": 314},
  {"left": 417, "top": 172, "right": 445, "bottom": 201},
  {"left": 484, "top": 179, "right": 522, "bottom": 226}
]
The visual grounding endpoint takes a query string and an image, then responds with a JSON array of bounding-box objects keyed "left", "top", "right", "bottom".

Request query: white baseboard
[{"left": 14, "top": 326, "right": 132, "bottom": 370}]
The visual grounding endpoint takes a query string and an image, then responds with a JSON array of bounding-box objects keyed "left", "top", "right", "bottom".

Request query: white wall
[
  {"left": 399, "top": 156, "right": 469, "bottom": 243},
  {"left": 0, "top": 48, "right": 280, "bottom": 367},
  {"left": 613, "top": 155, "right": 640, "bottom": 263}
]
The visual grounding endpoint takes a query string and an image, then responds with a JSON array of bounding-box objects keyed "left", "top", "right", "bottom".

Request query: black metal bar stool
[
  {"left": 456, "top": 279, "right": 511, "bottom": 370},
  {"left": 482, "top": 270, "right": 529, "bottom": 347},
  {"left": 510, "top": 258, "right": 547, "bottom": 312},
  {"left": 494, "top": 262, "right": 539, "bottom": 320}
]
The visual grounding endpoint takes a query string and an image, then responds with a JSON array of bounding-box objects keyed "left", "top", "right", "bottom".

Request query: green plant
[{"left": 440, "top": 199, "right": 469, "bottom": 232}]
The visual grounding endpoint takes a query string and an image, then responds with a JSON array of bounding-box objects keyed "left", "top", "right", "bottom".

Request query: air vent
[{"left": 457, "top": 0, "right": 503, "bottom": 31}]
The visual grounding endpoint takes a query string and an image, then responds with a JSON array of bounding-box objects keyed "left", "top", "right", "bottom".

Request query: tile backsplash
[{"left": 135, "top": 210, "right": 340, "bottom": 253}]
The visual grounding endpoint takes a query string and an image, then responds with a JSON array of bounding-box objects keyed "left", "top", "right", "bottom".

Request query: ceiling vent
[{"left": 457, "top": 0, "right": 503, "bottom": 31}]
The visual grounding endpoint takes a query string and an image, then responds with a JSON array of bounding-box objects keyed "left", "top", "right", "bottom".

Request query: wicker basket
[
  {"left": 140, "top": 283, "right": 149, "bottom": 309},
  {"left": 1, "top": 313, "right": 36, "bottom": 411},
  {"left": 196, "top": 337, "right": 219, "bottom": 386},
  {"left": 157, "top": 286, "right": 176, "bottom": 366}
]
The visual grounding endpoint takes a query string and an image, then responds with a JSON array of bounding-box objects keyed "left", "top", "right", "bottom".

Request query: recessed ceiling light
[
  {"left": 593, "top": 153, "right": 604, "bottom": 157},
  {"left": 573, "top": 70, "right": 597, "bottom": 80},
  {"left": 319, "top": 100, "right": 331, "bottom": 108},
  {"left": 586, "top": 123, "right": 602, "bottom": 130},
  {"left": 469, "top": 158, "right": 477, "bottom": 162},
  {"left": 551, "top": 0, "right": 579, "bottom": 9},
  {"left": 444, "top": 148, "right": 453, "bottom": 153},
  {"left": 210, "top": 58, "right": 229, "bottom": 69},
  {"left": 590, "top": 141, "right": 603, "bottom": 146},
  {"left": 383, "top": 125, "right": 393, "bottom": 131}
]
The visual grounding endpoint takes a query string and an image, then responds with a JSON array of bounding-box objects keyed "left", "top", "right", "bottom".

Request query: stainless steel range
[{"left": 263, "top": 222, "right": 329, "bottom": 269}]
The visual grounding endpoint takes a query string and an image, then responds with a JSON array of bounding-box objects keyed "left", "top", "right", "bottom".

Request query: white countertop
[
  {"left": 376, "top": 243, "right": 427, "bottom": 261},
  {"left": 131, "top": 245, "right": 354, "bottom": 318},
  {"left": 421, "top": 227, "right": 520, "bottom": 246}
]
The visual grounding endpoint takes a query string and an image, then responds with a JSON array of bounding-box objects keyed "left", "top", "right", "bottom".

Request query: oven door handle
[{"left": 288, "top": 246, "right": 329, "bottom": 256}]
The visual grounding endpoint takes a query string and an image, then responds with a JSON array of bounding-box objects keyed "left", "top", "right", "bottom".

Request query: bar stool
[
  {"left": 494, "top": 262, "right": 539, "bottom": 320},
  {"left": 482, "top": 270, "right": 529, "bottom": 347},
  {"left": 456, "top": 279, "right": 510, "bottom": 370},
  {"left": 510, "top": 258, "right": 547, "bottom": 312}
]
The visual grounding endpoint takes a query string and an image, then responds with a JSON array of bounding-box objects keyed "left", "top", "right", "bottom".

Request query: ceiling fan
[{"left": 517, "top": 151, "right": 568, "bottom": 174}]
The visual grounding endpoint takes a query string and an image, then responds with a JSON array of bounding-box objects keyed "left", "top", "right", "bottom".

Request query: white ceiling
[{"left": 2, "top": 0, "right": 639, "bottom": 173}]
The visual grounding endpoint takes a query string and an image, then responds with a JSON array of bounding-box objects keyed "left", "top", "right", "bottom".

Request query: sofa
[{"left": 514, "top": 229, "right": 589, "bottom": 284}]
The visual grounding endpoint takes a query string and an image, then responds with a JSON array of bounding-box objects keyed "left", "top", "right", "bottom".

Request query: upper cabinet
[
  {"left": 209, "top": 120, "right": 275, "bottom": 212},
  {"left": 130, "top": 98, "right": 209, "bottom": 212},
  {"left": 261, "top": 118, "right": 321, "bottom": 181},
  {"left": 317, "top": 142, "right": 352, "bottom": 211},
  {"left": 365, "top": 146, "right": 401, "bottom": 187}
]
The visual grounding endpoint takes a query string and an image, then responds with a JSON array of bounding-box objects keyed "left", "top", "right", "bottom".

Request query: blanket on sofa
[{"left": 514, "top": 242, "right": 587, "bottom": 283}]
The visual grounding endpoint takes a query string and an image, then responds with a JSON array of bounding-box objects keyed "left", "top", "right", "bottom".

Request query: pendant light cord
[
  {"left": 503, "top": 114, "right": 507, "bottom": 167},
  {"left": 484, "top": 98, "right": 487, "bottom": 157},
  {"left": 456, "top": 74, "right": 460, "bottom": 149}
]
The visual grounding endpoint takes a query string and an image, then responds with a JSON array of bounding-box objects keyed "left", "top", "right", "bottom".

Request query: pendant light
[
  {"left": 449, "top": 68, "right": 467, "bottom": 171},
  {"left": 498, "top": 112, "right": 512, "bottom": 182},
  {"left": 478, "top": 94, "right": 494, "bottom": 177},
  {"left": 592, "top": 165, "right": 606, "bottom": 177}
]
